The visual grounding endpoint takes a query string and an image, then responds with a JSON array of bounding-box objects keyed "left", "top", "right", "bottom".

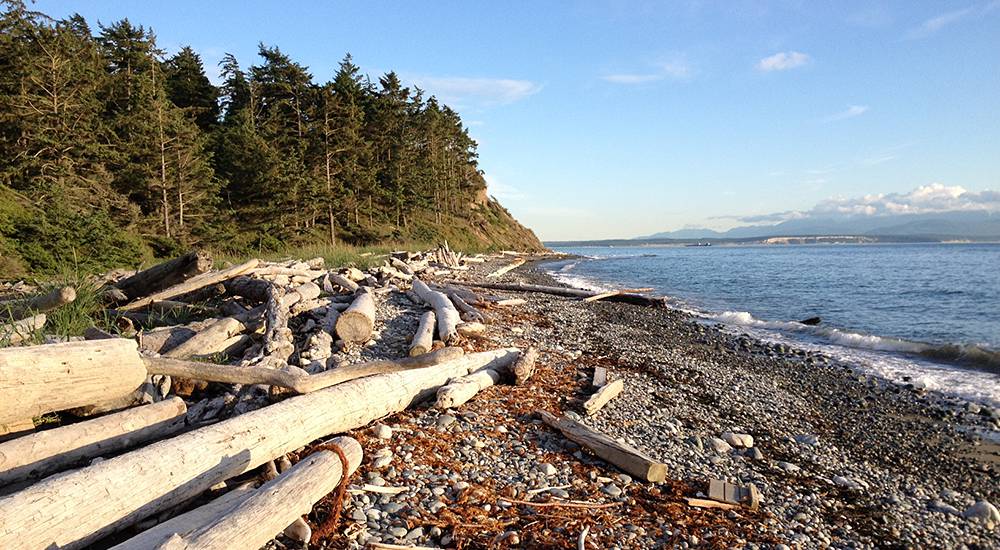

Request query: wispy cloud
[
  {"left": 408, "top": 76, "right": 542, "bottom": 107},
  {"left": 484, "top": 174, "right": 525, "bottom": 201},
  {"left": 756, "top": 51, "right": 811, "bottom": 72},
  {"left": 905, "top": 1, "right": 1000, "bottom": 39},
  {"left": 822, "top": 104, "right": 869, "bottom": 122},
  {"left": 602, "top": 55, "right": 693, "bottom": 84}
]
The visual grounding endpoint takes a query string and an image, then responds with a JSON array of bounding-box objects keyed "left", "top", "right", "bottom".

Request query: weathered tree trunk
[
  {"left": 435, "top": 367, "right": 502, "bottom": 409},
  {"left": 0, "top": 348, "right": 517, "bottom": 550},
  {"left": 2, "top": 286, "right": 76, "bottom": 320},
  {"left": 144, "top": 347, "right": 464, "bottom": 394},
  {"left": 164, "top": 305, "right": 265, "bottom": 359},
  {"left": 452, "top": 281, "right": 667, "bottom": 307},
  {"left": 536, "top": 410, "right": 666, "bottom": 482},
  {"left": 0, "top": 314, "right": 45, "bottom": 346},
  {"left": 109, "top": 483, "right": 258, "bottom": 550},
  {"left": 0, "top": 339, "right": 146, "bottom": 425},
  {"left": 0, "top": 397, "right": 187, "bottom": 487},
  {"left": 412, "top": 279, "right": 461, "bottom": 345},
  {"left": 120, "top": 259, "right": 259, "bottom": 312},
  {"left": 335, "top": 290, "right": 376, "bottom": 344},
  {"left": 222, "top": 276, "right": 271, "bottom": 303},
  {"left": 449, "top": 293, "right": 486, "bottom": 323},
  {"left": 513, "top": 346, "right": 539, "bottom": 385},
  {"left": 114, "top": 251, "right": 213, "bottom": 301},
  {"left": 153, "top": 439, "right": 362, "bottom": 550},
  {"left": 583, "top": 379, "right": 624, "bottom": 415},
  {"left": 485, "top": 257, "right": 525, "bottom": 278},
  {"left": 408, "top": 311, "right": 436, "bottom": 357},
  {"left": 327, "top": 273, "right": 360, "bottom": 293}
]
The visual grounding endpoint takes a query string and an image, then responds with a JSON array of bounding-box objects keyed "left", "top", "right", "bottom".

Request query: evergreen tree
[{"left": 164, "top": 46, "right": 219, "bottom": 131}]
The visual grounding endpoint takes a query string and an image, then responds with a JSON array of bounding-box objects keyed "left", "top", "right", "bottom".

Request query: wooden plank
[
  {"left": 592, "top": 366, "right": 608, "bottom": 388},
  {"left": 583, "top": 379, "right": 624, "bottom": 415},
  {"left": 536, "top": 410, "right": 666, "bottom": 483}
]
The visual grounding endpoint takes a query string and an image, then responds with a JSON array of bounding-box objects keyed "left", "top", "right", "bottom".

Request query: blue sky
[{"left": 35, "top": 1, "right": 1000, "bottom": 240}]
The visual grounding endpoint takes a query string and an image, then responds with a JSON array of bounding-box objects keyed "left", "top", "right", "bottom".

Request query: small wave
[{"left": 707, "top": 310, "right": 1000, "bottom": 373}]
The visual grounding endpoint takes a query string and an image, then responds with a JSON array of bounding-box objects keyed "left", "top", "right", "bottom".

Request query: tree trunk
[
  {"left": 119, "top": 259, "right": 260, "bottom": 312},
  {"left": 513, "top": 346, "right": 539, "bottom": 385},
  {"left": 335, "top": 290, "right": 376, "bottom": 344},
  {"left": 451, "top": 281, "right": 667, "bottom": 308},
  {"left": 0, "top": 348, "right": 518, "bottom": 550},
  {"left": 153, "top": 439, "right": 362, "bottom": 550},
  {"left": 408, "top": 310, "right": 435, "bottom": 357},
  {"left": 536, "top": 410, "right": 666, "bottom": 483},
  {"left": 435, "top": 367, "right": 502, "bottom": 409},
  {"left": 0, "top": 397, "right": 187, "bottom": 487},
  {"left": 583, "top": 379, "right": 624, "bottom": 415},
  {"left": 1, "top": 286, "right": 76, "bottom": 320},
  {"left": 412, "top": 279, "right": 461, "bottom": 345},
  {"left": 115, "top": 251, "right": 212, "bottom": 301},
  {"left": 485, "top": 258, "right": 525, "bottom": 278},
  {"left": 163, "top": 305, "right": 265, "bottom": 359},
  {"left": 0, "top": 339, "right": 146, "bottom": 425}
]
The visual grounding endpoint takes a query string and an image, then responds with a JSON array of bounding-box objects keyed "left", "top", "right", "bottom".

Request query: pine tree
[{"left": 164, "top": 46, "right": 219, "bottom": 132}]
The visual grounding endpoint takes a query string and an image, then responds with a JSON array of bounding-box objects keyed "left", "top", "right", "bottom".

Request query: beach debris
[
  {"left": 721, "top": 431, "right": 754, "bottom": 448},
  {"left": 583, "top": 379, "right": 624, "bottom": 415},
  {"left": 485, "top": 257, "right": 526, "bottom": 278},
  {"left": 962, "top": 500, "right": 999, "bottom": 529},
  {"left": 686, "top": 479, "right": 760, "bottom": 511},
  {"left": 592, "top": 366, "right": 608, "bottom": 388},
  {"left": 513, "top": 346, "right": 539, "bottom": 384},
  {"left": 535, "top": 409, "right": 667, "bottom": 482}
]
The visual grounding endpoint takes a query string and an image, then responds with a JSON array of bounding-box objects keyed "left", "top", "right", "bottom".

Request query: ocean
[{"left": 547, "top": 243, "right": 1000, "bottom": 407}]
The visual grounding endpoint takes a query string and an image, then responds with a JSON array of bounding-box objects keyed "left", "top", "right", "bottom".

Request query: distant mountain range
[{"left": 639, "top": 211, "right": 1000, "bottom": 241}]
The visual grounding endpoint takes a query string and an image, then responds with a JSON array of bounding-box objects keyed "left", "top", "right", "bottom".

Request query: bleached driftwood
[
  {"left": 2, "top": 286, "right": 76, "bottom": 320},
  {"left": 335, "top": 290, "right": 376, "bottom": 344},
  {"left": 144, "top": 347, "right": 464, "bottom": 394},
  {"left": 434, "top": 366, "right": 504, "bottom": 409},
  {"left": 583, "top": 379, "right": 623, "bottom": 415},
  {"left": 222, "top": 276, "right": 271, "bottom": 303},
  {"left": 328, "top": 273, "right": 360, "bottom": 292},
  {"left": 164, "top": 305, "right": 264, "bottom": 359},
  {"left": 110, "top": 484, "right": 258, "bottom": 550},
  {"left": 0, "top": 348, "right": 518, "bottom": 550},
  {"left": 390, "top": 257, "right": 414, "bottom": 275},
  {"left": 537, "top": 410, "right": 666, "bottom": 482},
  {"left": 0, "top": 397, "right": 187, "bottom": 486},
  {"left": 494, "top": 298, "right": 527, "bottom": 307},
  {"left": 114, "top": 251, "right": 212, "bottom": 301},
  {"left": 456, "top": 321, "right": 486, "bottom": 337},
  {"left": 412, "top": 278, "right": 461, "bottom": 345},
  {"left": 453, "top": 280, "right": 667, "bottom": 307},
  {"left": 408, "top": 311, "right": 436, "bottom": 356},
  {"left": 513, "top": 346, "right": 539, "bottom": 385},
  {"left": 0, "top": 313, "right": 45, "bottom": 345},
  {"left": 449, "top": 293, "right": 486, "bottom": 323},
  {"left": 592, "top": 366, "right": 607, "bottom": 388},
  {"left": 485, "top": 257, "right": 525, "bottom": 278},
  {"left": 119, "top": 259, "right": 259, "bottom": 312},
  {"left": 0, "top": 339, "right": 146, "bottom": 425},
  {"left": 152, "top": 439, "right": 362, "bottom": 550}
]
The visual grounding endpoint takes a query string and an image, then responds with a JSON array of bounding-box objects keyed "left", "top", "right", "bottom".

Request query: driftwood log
[
  {"left": 0, "top": 339, "right": 146, "bottom": 425},
  {"left": 144, "top": 347, "right": 464, "bottom": 394},
  {"left": 115, "top": 251, "right": 212, "bottom": 301},
  {"left": 583, "top": 379, "right": 624, "bottom": 415},
  {"left": 328, "top": 273, "right": 360, "bottom": 293},
  {"left": 537, "top": 410, "right": 667, "bottom": 482},
  {"left": 164, "top": 305, "right": 265, "bottom": 359},
  {"left": 412, "top": 279, "right": 461, "bottom": 344},
  {"left": 0, "top": 397, "right": 187, "bottom": 487},
  {"left": 451, "top": 281, "right": 667, "bottom": 307},
  {"left": 513, "top": 346, "right": 539, "bottom": 384},
  {"left": 409, "top": 310, "right": 435, "bottom": 356},
  {"left": 485, "top": 257, "right": 525, "bottom": 278},
  {"left": 335, "top": 290, "right": 376, "bottom": 344},
  {"left": 153, "top": 439, "right": 362, "bottom": 550},
  {"left": 435, "top": 362, "right": 509, "bottom": 409},
  {"left": 0, "top": 313, "right": 45, "bottom": 345},
  {"left": 2, "top": 286, "right": 76, "bottom": 320},
  {"left": 0, "top": 348, "right": 518, "bottom": 550},
  {"left": 119, "top": 259, "right": 259, "bottom": 312},
  {"left": 110, "top": 484, "right": 258, "bottom": 550}
]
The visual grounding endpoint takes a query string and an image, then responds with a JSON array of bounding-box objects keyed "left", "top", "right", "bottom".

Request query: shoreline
[{"left": 460, "top": 255, "right": 999, "bottom": 546}]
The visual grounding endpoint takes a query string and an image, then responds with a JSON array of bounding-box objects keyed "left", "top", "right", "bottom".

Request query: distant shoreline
[{"left": 546, "top": 237, "right": 1000, "bottom": 247}]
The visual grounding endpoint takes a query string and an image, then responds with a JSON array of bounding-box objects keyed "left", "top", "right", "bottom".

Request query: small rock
[
  {"left": 722, "top": 431, "right": 754, "bottom": 448},
  {"left": 351, "top": 508, "right": 367, "bottom": 522},
  {"left": 708, "top": 437, "right": 732, "bottom": 453},
  {"left": 778, "top": 461, "right": 801, "bottom": 473},
  {"left": 372, "top": 424, "right": 393, "bottom": 439},
  {"left": 832, "top": 475, "right": 861, "bottom": 490},
  {"left": 389, "top": 526, "right": 409, "bottom": 538},
  {"left": 794, "top": 434, "right": 819, "bottom": 446},
  {"left": 537, "top": 463, "right": 558, "bottom": 476},
  {"left": 603, "top": 483, "right": 623, "bottom": 497},
  {"left": 436, "top": 415, "right": 457, "bottom": 428},
  {"left": 928, "top": 499, "right": 961, "bottom": 515},
  {"left": 746, "top": 447, "right": 764, "bottom": 460},
  {"left": 963, "top": 500, "right": 999, "bottom": 528},
  {"left": 405, "top": 527, "right": 423, "bottom": 540},
  {"left": 429, "top": 500, "right": 447, "bottom": 513}
]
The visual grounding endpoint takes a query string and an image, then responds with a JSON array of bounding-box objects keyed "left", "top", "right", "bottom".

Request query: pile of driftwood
[{"left": 0, "top": 245, "right": 684, "bottom": 549}]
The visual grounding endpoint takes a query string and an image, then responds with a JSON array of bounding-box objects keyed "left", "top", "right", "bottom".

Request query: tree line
[{"left": 0, "top": 2, "right": 496, "bottom": 274}]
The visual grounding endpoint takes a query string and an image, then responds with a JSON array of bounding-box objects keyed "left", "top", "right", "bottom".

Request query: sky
[{"left": 34, "top": 0, "right": 1000, "bottom": 241}]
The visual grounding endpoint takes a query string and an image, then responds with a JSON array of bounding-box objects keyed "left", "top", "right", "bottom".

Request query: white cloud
[
  {"left": 905, "top": 1, "right": 1000, "bottom": 39},
  {"left": 822, "top": 104, "right": 870, "bottom": 122},
  {"left": 779, "top": 184, "right": 1000, "bottom": 221},
  {"left": 602, "top": 55, "right": 692, "bottom": 84},
  {"left": 484, "top": 174, "right": 525, "bottom": 201},
  {"left": 408, "top": 76, "right": 541, "bottom": 107},
  {"left": 757, "top": 51, "right": 811, "bottom": 72}
]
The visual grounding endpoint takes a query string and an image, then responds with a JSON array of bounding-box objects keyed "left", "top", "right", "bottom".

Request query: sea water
[{"left": 548, "top": 243, "right": 1000, "bottom": 407}]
